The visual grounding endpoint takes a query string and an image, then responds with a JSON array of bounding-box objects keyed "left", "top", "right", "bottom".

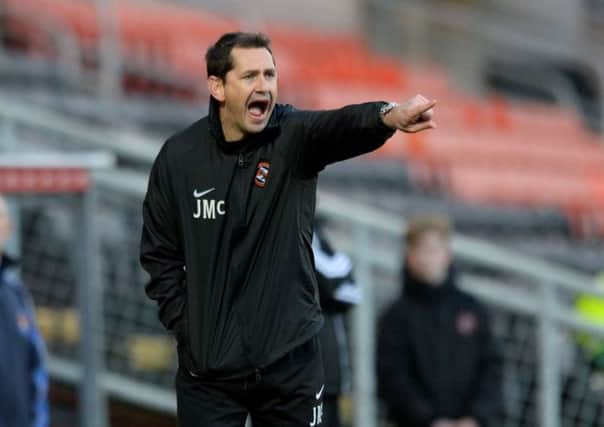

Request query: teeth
[{"left": 250, "top": 107, "right": 263, "bottom": 116}]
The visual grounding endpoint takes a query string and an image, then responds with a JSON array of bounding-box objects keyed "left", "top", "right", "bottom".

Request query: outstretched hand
[{"left": 382, "top": 94, "right": 437, "bottom": 133}]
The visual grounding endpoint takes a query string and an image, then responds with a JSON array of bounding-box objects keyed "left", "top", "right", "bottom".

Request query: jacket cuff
[{"left": 372, "top": 101, "right": 397, "bottom": 138}]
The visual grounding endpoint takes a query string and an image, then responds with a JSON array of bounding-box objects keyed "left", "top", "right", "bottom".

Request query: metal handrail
[
  {"left": 93, "top": 170, "right": 599, "bottom": 298},
  {"left": 0, "top": 151, "right": 115, "bottom": 168},
  {"left": 0, "top": 98, "right": 159, "bottom": 164},
  {"left": 317, "top": 192, "right": 597, "bottom": 293}
]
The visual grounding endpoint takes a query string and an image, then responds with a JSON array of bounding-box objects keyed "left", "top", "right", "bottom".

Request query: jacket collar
[
  {"left": 402, "top": 264, "right": 455, "bottom": 302},
  {"left": 208, "top": 96, "right": 283, "bottom": 154}
]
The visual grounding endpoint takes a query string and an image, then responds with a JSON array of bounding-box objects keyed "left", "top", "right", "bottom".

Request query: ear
[{"left": 207, "top": 76, "right": 225, "bottom": 102}]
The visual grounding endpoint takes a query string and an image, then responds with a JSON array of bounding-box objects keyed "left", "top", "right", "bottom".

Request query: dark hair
[{"left": 205, "top": 32, "right": 273, "bottom": 80}]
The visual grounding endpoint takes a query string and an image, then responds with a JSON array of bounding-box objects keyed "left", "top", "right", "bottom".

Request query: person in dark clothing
[
  {"left": 313, "top": 220, "right": 360, "bottom": 427},
  {"left": 0, "top": 195, "right": 48, "bottom": 427},
  {"left": 377, "top": 215, "right": 502, "bottom": 427},
  {"left": 140, "top": 31, "right": 437, "bottom": 427}
]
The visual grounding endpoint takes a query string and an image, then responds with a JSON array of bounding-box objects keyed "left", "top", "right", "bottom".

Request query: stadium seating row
[
  {"left": 4, "top": 0, "right": 402, "bottom": 86},
  {"left": 4, "top": 0, "right": 604, "bottom": 236}
]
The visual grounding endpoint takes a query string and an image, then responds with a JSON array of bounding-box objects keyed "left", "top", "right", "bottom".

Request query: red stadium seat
[{"left": 446, "top": 165, "right": 591, "bottom": 209}]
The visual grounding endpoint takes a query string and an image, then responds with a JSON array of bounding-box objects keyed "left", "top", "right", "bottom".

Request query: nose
[{"left": 255, "top": 75, "right": 271, "bottom": 94}]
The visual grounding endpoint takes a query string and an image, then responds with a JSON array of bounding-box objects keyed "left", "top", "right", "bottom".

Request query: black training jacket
[
  {"left": 140, "top": 98, "right": 394, "bottom": 379},
  {"left": 377, "top": 267, "right": 503, "bottom": 427}
]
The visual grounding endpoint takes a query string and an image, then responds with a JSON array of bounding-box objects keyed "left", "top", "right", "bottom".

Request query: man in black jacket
[
  {"left": 377, "top": 216, "right": 503, "bottom": 427},
  {"left": 140, "top": 31, "right": 436, "bottom": 427}
]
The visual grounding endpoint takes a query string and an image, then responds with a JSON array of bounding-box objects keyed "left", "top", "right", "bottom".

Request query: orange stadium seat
[
  {"left": 405, "top": 67, "right": 456, "bottom": 100},
  {"left": 421, "top": 133, "right": 604, "bottom": 169},
  {"left": 309, "top": 83, "right": 408, "bottom": 110},
  {"left": 505, "top": 103, "right": 588, "bottom": 138},
  {"left": 446, "top": 165, "right": 591, "bottom": 208},
  {"left": 5, "top": 0, "right": 93, "bottom": 43}
]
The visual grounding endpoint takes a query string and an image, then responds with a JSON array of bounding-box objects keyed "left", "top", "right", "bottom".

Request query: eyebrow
[{"left": 240, "top": 68, "right": 276, "bottom": 76}]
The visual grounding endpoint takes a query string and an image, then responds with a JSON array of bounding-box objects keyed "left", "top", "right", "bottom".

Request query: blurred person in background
[
  {"left": 556, "top": 273, "right": 604, "bottom": 427},
  {"left": 313, "top": 219, "right": 359, "bottom": 427},
  {"left": 140, "top": 31, "right": 436, "bottom": 427},
  {"left": 0, "top": 194, "right": 48, "bottom": 427},
  {"left": 575, "top": 272, "right": 604, "bottom": 371},
  {"left": 377, "top": 215, "right": 502, "bottom": 427}
]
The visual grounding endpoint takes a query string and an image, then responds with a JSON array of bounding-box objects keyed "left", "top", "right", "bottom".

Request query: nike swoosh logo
[
  {"left": 193, "top": 188, "right": 215, "bottom": 198},
  {"left": 315, "top": 384, "right": 324, "bottom": 400}
]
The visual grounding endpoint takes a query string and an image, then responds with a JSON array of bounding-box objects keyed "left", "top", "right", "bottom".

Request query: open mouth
[{"left": 247, "top": 99, "right": 271, "bottom": 122}]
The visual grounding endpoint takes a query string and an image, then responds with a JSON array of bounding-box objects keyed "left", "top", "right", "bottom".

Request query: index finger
[{"left": 408, "top": 99, "right": 437, "bottom": 118}]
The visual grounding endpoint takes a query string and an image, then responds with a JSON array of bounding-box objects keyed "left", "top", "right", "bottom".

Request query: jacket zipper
[
  {"left": 185, "top": 152, "right": 249, "bottom": 380},
  {"left": 234, "top": 150, "right": 264, "bottom": 379},
  {"left": 187, "top": 152, "right": 264, "bottom": 382}
]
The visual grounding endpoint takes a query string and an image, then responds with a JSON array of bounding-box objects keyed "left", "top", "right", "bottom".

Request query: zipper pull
[{"left": 238, "top": 153, "right": 245, "bottom": 167}]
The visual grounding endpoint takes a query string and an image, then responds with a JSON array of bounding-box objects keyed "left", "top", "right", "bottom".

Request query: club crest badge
[
  {"left": 255, "top": 161, "right": 270, "bottom": 188},
  {"left": 456, "top": 311, "right": 478, "bottom": 336}
]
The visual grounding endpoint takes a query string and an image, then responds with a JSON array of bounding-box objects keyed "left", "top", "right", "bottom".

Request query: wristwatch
[{"left": 379, "top": 102, "right": 399, "bottom": 117}]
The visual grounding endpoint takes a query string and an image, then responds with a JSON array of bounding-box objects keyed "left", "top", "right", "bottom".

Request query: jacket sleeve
[
  {"left": 377, "top": 307, "right": 436, "bottom": 426},
  {"left": 294, "top": 102, "right": 395, "bottom": 174},
  {"left": 468, "top": 307, "right": 504, "bottom": 427},
  {"left": 140, "top": 143, "right": 187, "bottom": 334},
  {"left": 312, "top": 230, "right": 360, "bottom": 313},
  {"left": 17, "top": 283, "right": 49, "bottom": 427},
  {"left": 27, "top": 308, "right": 48, "bottom": 427}
]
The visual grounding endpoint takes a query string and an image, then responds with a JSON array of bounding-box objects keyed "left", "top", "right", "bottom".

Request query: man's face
[
  {"left": 209, "top": 47, "right": 278, "bottom": 140},
  {"left": 0, "top": 196, "right": 12, "bottom": 252},
  {"left": 406, "top": 230, "right": 451, "bottom": 286}
]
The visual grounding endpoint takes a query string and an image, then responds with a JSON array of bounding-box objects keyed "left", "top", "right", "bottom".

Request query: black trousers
[
  {"left": 176, "top": 336, "right": 325, "bottom": 427},
  {"left": 322, "top": 396, "right": 341, "bottom": 427}
]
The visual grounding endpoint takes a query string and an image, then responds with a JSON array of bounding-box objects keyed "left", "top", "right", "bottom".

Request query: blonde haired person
[{"left": 377, "top": 215, "right": 502, "bottom": 427}]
